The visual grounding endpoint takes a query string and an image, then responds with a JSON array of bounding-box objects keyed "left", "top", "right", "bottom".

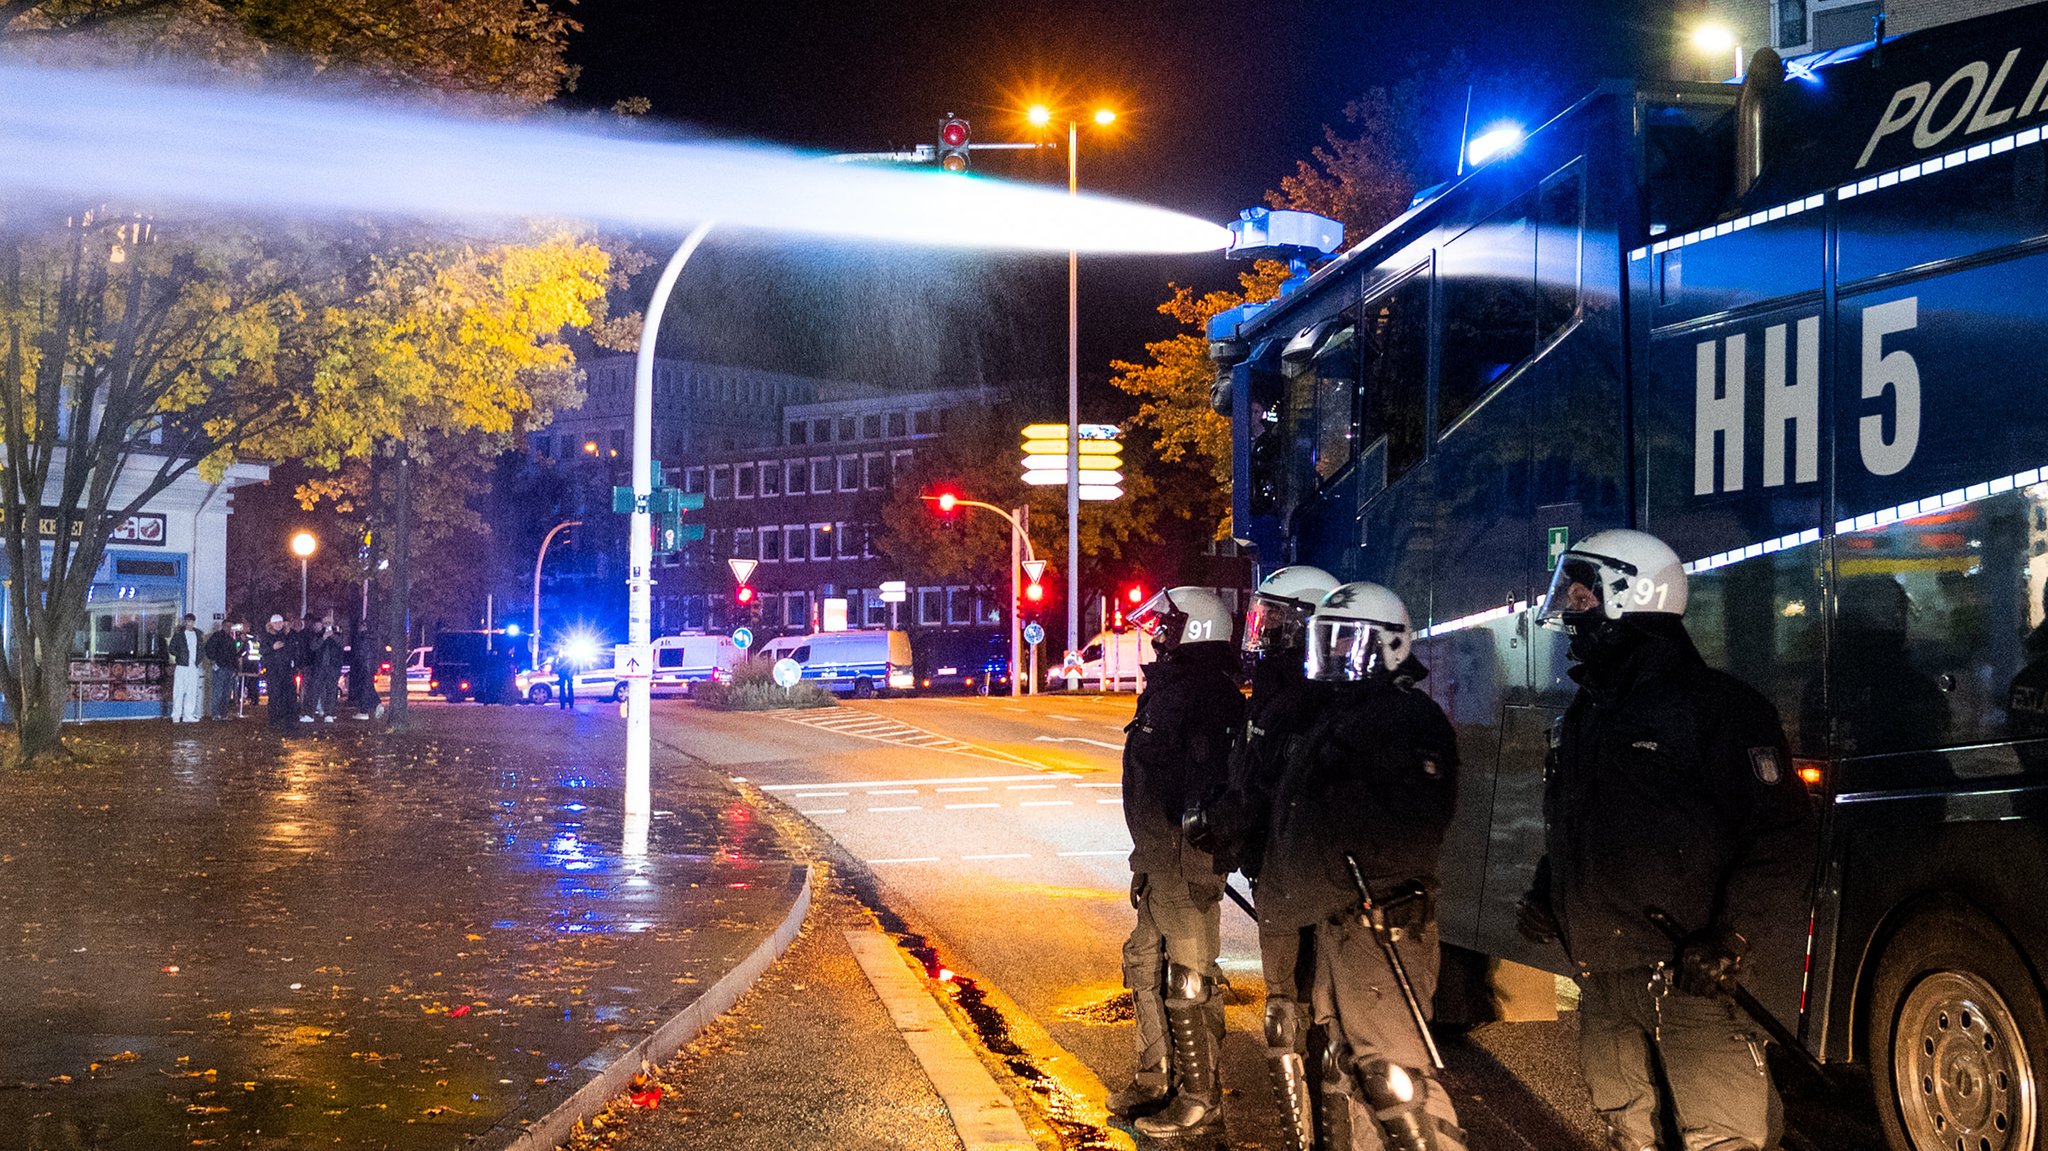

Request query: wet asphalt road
[
  {"left": 0, "top": 705, "right": 802, "bottom": 1150},
  {"left": 623, "top": 691, "right": 1889, "bottom": 1151}
]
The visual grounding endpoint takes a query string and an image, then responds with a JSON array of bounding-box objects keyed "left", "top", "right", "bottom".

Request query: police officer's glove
[
  {"left": 1515, "top": 891, "right": 1559, "bottom": 945},
  {"left": 1675, "top": 926, "right": 1748, "bottom": 997}
]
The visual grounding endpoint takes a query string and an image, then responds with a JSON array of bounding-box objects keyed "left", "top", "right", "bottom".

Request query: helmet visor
[
  {"left": 1538, "top": 555, "right": 1609, "bottom": 629},
  {"left": 1130, "top": 592, "right": 1186, "bottom": 652},
  {"left": 1305, "top": 618, "right": 1391, "bottom": 681},
  {"left": 1243, "top": 593, "right": 1311, "bottom": 655}
]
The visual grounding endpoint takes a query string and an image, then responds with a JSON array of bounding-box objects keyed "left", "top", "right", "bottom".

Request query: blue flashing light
[
  {"left": 558, "top": 630, "right": 602, "bottom": 670},
  {"left": 1465, "top": 123, "right": 1527, "bottom": 168},
  {"left": 503, "top": 622, "right": 520, "bottom": 638}
]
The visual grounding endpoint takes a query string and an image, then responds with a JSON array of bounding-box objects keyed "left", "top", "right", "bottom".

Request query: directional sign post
[{"left": 616, "top": 642, "right": 652, "bottom": 680}]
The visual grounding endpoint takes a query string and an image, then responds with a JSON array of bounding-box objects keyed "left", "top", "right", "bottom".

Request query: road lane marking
[
  {"left": 868, "top": 805, "right": 923, "bottom": 813},
  {"left": 1048, "top": 714, "right": 1081, "bottom": 722},
  {"left": 778, "top": 709, "right": 1041, "bottom": 767},
  {"left": 1019, "top": 800, "right": 1073, "bottom": 807},
  {"left": 1005, "top": 783, "right": 1058, "bottom": 790},
  {"left": 844, "top": 931, "right": 1035, "bottom": 1151},
  {"left": 866, "top": 857, "right": 941, "bottom": 865},
  {"left": 1033, "top": 735, "right": 1125, "bottom": 751},
  {"left": 962, "top": 853, "right": 1032, "bottom": 860},
  {"left": 799, "top": 808, "right": 847, "bottom": 815},
  {"left": 762, "top": 772, "right": 1076, "bottom": 792},
  {"left": 793, "top": 791, "right": 850, "bottom": 798},
  {"left": 865, "top": 788, "right": 919, "bottom": 796},
  {"left": 944, "top": 803, "right": 1001, "bottom": 810},
  {"left": 1073, "top": 782, "right": 1120, "bottom": 789},
  {"left": 1056, "top": 850, "right": 1127, "bottom": 857},
  {"left": 934, "top": 786, "right": 990, "bottom": 793},
  {"left": 1096, "top": 798, "right": 1123, "bottom": 805}
]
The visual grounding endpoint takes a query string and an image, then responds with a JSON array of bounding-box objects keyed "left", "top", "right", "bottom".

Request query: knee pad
[
  {"left": 1165, "top": 961, "right": 1215, "bottom": 1004},
  {"left": 1264, "top": 997, "right": 1306, "bottom": 1050},
  {"left": 1353, "top": 1059, "right": 1453, "bottom": 1151}
]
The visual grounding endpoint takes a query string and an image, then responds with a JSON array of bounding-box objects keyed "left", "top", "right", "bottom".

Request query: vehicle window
[
  {"left": 658, "top": 648, "right": 683, "bottom": 668},
  {"left": 1439, "top": 190, "right": 1537, "bottom": 432},
  {"left": 1358, "top": 267, "right": 1431, "bottom": 495},
  {"left": 1536, "top": 163, "right": 1584, "bottom": 337},
  {"left": 791, "top": 646, "right": 810, "bottom": 663},
  {"left": 1288, "top": 313, "right": 1360, "bottom": 486},
  {"left": 1084, "top": 643, "right": 1102, "bottom": 661}
]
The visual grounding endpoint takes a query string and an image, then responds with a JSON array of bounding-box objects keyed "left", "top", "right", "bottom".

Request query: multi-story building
[
  {"left": 1694, "top": 0, "right": 2032, "bottom": 59},
  {"left": 527, "top": 354, "right": 876, "bottom": 465},
  {"left": 654, "top": 385, "right": 1008, "bottom": 640}
]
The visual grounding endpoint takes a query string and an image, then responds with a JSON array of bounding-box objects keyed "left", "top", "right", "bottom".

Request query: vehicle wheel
[
  {"left": 1869, "top": 904, "right": 2045, "bottom": 1151},
  {"left": 527, "top": 684, "right": 552, "bottom": 704},
  {"left": 611, "top": 683, "right": 629, "bottom": 703},
  {"left": 853, "top": 677, "right": 874, "bottom": 699}
]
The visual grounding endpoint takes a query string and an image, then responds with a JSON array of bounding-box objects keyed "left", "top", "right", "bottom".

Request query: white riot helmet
[
  {"left": 1305, "top": 582, "right": 1413, "bottom": 681},
  {"left": 1243, "top": 565, "right": 1339, "bottom": 655},
  {"left": 1537, "top": 529, "right": 1689, "bottom": 628},
  {"left": 1131, "top": 586, "right": 1235, "bottom": 654}
]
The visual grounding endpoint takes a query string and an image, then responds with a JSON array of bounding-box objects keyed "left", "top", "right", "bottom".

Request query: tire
[
  {"left": 1869, "top": 903, "right": 2046, "bottom": 1151},
  {"left": 611, "top": 682, "right": 629, "bottom": 703},
  {"left": 527, "top": 684, "right": 552, "bottom": 704},
  {"left": 853, "top": 677, "right": 875, "bottom": 699}
]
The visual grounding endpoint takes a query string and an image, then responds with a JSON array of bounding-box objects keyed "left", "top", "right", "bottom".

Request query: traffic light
[
  {"left": 1025, "top": 582, "right": 1044, "bottom": 602},
  {"left": 736, "top": 584, "right": 756, "bottom": 607},
  {"left": 938, "top": 116, "right": 970, "bottom": 173}
]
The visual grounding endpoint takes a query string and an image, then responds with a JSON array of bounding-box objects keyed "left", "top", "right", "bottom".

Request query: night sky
[{"left": 560, "top": 0, "right": 1670, "bottom": 393}]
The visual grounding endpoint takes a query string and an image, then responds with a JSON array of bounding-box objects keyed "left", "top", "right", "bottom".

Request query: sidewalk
[{"left": 0, "top": 704, "right": 808, "bottom": 1150}]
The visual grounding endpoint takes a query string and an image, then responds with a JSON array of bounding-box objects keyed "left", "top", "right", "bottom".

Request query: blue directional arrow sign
[
  {"left": 732, "top": 627, "right": 753, "bottom": 650},
  {"left": 1023, "top": 622, "right": 1045, "bottom": 646}
]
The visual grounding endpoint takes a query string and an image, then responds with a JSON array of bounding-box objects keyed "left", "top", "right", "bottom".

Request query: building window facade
[{"left": 758, "top": 461, "right": 781, "bottom": 496}]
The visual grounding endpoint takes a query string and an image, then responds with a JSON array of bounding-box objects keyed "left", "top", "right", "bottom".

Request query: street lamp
[
  {"left": 1026, "top": 100, "right": 1119, "bottom": 690},
  {"left": 923, "top": 492, "right": 1038, "bottom": 697},
  {"left": 1690, "top": 23, "right": 1746, "bottom": 80},
  {"left": 532, "top": 519, "right": 582, "bottom": 671},
  {"left": 289, "top": 531, "right": 317, "bottom": 618}
]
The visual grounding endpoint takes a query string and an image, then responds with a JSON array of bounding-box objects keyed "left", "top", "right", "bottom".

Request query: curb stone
[{"left": 483, "top": 862, "right": 814, "bottom": 1151}]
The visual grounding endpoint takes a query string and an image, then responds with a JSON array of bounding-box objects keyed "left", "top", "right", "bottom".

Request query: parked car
[
  {"left": 758, "top": 630, "right": 914, "bottom": 698},
  {"left": 519, "top": 634, "right": 742, "bottom": 703},
  {"left": 915, "top": 629, "right": 1011, "bottom": 694},
  {"left": 373, "top": 646, "right": 430, "bottom": 695},
  {"left": 428, "top": 631, "right": 521, "bottom": 703}
]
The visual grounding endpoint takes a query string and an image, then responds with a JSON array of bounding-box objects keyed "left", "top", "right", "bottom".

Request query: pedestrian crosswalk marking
[{"left": 777, "top": 709, "right": 1043, "bottom": 767}]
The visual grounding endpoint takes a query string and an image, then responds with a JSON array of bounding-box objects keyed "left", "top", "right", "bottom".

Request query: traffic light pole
[
  {"left": 1065, "top": 118, "right": 1082, "bottom": 692},
  {"left": 628, "top": 219, "right": 715, "bottom": 822}
]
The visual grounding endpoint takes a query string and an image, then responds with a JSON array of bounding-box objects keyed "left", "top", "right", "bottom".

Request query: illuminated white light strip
[
  {"left": 1832, "top": 465, "right": 2044, "bottom": 536},
  {"left": 1417, "top": 600, "right": 1530, "bottom": 641},
  {"left": 1683, "top": 527, "right": 1823, "bottom": 575},
  {"left": 1630, "top": 124, "right": 2045, "bottom": 261}
]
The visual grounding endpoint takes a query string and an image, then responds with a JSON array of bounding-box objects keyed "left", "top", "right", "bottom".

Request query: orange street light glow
[
  {"left": 1027, "top": 104, "right": 1052, "bottom": 127},
  {"left": 1094, "top": 108, "right": 1116, "bottom": 126}
]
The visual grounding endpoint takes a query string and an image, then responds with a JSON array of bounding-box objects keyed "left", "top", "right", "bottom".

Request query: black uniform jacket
[
  {"left": 1210, "top": 657, "right": 1330, "bottom": 881},
  {"left": 1122, "top": 642, "right": 1246, "bottom": 886},
  {"left": 1258, "top": 661, "right": 1459, "bottom": 930},
  {"left": 1536, "top": 626, "right": 1816, "bottom": 974}
]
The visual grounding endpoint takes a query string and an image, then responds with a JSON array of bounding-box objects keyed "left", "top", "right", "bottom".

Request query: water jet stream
[{"left": 0, "top": 60, "right": 1229, "bottom": 253}]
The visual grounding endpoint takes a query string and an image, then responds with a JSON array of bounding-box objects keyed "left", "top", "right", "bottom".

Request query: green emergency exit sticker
[{"left": 1546, "top": 527, "right": 1570, "bottom": 570}]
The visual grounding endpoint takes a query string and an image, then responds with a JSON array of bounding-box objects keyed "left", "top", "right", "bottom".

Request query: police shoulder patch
[{"left": 1749, "top": 746, "right": 1784, "bottom": 785}]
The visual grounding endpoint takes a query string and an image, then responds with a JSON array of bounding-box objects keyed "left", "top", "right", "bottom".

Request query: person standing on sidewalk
[
  {"left": 1108, "top": 587, "right": 1245, "bottom": 1140},
  {"left": 205, "top": 620, "right": 243, "bottom": 719},
  {"left": 1264, "top": 582, "right": 1465, "bottom": 1150},
  {"left": 168, "top": 613, "right": 205, "bottom": 723},
  {"left": 264, "top": 613, "right": 300, "bottom": 729},
  {"left": 309, "top": 616, "right": 344, "bottom": 721},
  {"left": 1184, "top": 565, "right": 1337, "bottom": 1151},
  {"left": 1519, "top": 530, "right": 1814, "bottom": 1151}
]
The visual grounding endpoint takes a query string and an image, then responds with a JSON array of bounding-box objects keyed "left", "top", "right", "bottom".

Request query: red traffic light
[
  {"left": 941, "top": 120, "right": 968, "bottom": 148},
  {"left": 1125, "top": 584, "right": 1145, "bottom": 605},
  {"left": 936, "top": 492, "right": 958, "bottom": 512},
  {"left": 1025, "top": 583, "right": 1044, "bottom": 602},
  {"left": 736, "top": 585, "right": 756, "bottom": 605}
]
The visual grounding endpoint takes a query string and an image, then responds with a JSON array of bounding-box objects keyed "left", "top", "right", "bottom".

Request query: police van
[
  {"left": 521, "top": 634, "right": 741, "bottom": 703},
  {"left": 757, "top": 630, "right": 914, "bottom": 698},
  {"left": 1213, "top": 6, "right": 2048, "bottom": 1146}
]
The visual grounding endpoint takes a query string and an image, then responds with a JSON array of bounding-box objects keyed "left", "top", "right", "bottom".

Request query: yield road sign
[
  {"left": 727, "top": 557, "right": 759, "bottom": 585},
  {"left": 1021, "top": 559, "right": 1046, "bottom": 585}
]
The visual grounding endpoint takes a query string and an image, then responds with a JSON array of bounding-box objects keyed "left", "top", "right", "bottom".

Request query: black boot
[
  {"left": 1134, "top": 964, "right": 1222, "bottom": 1138},
  {"left": 1107, "top": 1059, "right": 1172, "bottom": 1118},
  {"left": 1267, "top": 1049, "right": 1316, "bottom": 1151}
]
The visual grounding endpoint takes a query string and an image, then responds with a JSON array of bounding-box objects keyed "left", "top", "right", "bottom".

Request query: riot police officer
[
  {"left": 1264, "top": 582, "right": 1464, "bottom": 1151},
  {"left": 1518, "top": 529, "right": 1816, "bottom": 1151},
  {"left": 1187, "top": 565, "right": 1338, "bottom": 1149},
  {"left": 1109, "top": 587, "right": 1246, "bottom": 1138}
]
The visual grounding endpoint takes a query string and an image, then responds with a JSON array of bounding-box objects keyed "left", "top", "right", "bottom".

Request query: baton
[
  {"left": 1344, "top": 853, "right": 1444, "bottom": 1072},
  {"left": 1644, "top": 906, "right": 1827, "bottom": 1081}
]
